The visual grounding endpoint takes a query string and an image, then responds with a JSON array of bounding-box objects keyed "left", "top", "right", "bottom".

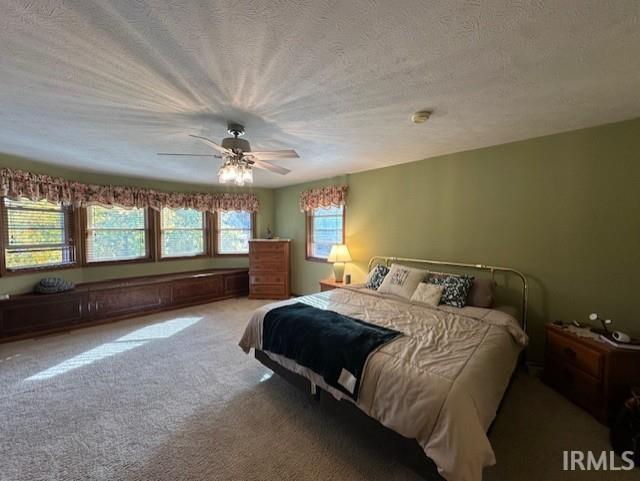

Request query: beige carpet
[{"left": 0, "top": 298, "right": 635, "bottom": 481}]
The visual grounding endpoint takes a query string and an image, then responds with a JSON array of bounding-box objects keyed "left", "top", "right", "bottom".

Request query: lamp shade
[{"left": 327, "top": 244, "right": 352, "bottom": 263}]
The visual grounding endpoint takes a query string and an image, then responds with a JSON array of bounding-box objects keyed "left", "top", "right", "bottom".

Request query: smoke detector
[{"left": 411, "top": 110, "right": 432, "bottom": 124}]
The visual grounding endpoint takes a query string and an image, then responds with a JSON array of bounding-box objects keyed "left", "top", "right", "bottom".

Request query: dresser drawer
[
  {"left": 250, "top": 284, "right": 287, "bottom": 297},
  {"left": 547, "top": 330, "right": 603, "bottom": 378},
  {"left": 250, "top": 251, "right": 284, "bottom": 262},
  {"left": 251, "top": 274, "right": 286, "bottom": 285},
  {"left": 250, "top": 242, "right": 286, "bottom": 253},
  {"left": 545, "top": 354, "right": 603, "bottom": 413},
  {"left": 250, "top": 260, "right": 286, "bottom": 272}
]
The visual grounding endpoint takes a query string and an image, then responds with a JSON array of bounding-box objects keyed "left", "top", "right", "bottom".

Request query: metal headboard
[{"left": 367, "top": 256, "right": 529, "bottom": 333}]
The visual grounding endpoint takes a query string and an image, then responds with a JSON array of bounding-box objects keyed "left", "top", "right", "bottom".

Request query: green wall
[
  {"left": 3, "top": 118, "right": 638, "bottom": 361},
  {"left": 273, "top": 118, "right": 640, "bottom": 361},
  {"left": 0, "top": 154, "right": 274, "bottom": 294}
]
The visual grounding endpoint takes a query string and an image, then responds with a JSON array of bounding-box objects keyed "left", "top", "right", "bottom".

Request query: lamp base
[{"left": 333, "top": 262, "right": 345, "bottom": 282}]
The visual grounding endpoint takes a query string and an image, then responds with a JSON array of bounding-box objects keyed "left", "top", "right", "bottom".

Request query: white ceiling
[{"left": 0, "top": 0, "right": 639, "bottom": 188}]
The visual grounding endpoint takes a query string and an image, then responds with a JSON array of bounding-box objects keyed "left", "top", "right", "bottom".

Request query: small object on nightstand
[
  {"left": 345, "top": 274, "right": 351, "bottom": 284},
  {"left": 589, "top": 312, "right": 613, "bottom": 335},
  {"left": 600, "top": 332, "right": 640, "bottom": 350},
  {"left": 319, "top": 278, "right": 344, "bottom": 292},
  {"left": 543, "top": 323, "right": 640, "bottom": 425}
]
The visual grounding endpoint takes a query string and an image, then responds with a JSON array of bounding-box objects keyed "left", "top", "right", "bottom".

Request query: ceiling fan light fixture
[
  {"left": 241, "top": 165, "right": 253, "bottom": 184},
  {"left": 235, "top": 164, "right": 247, "bottom": 187},
  {"left": 160, "top": 123, "right": 297, "bottom": 184},
  {"left": 218, "top": 161, "right": 236, "bottom": 184},
  {"left": 217, "top": 159, "right": 254, "bottom": 186}
]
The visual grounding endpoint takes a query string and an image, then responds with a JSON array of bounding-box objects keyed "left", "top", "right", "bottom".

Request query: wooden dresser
[
  {"left": 543, "top": 323, "right": 640, "bottom": 424},
  {"left": 249, "top": 239, "right": 291, "bottom": 299}
]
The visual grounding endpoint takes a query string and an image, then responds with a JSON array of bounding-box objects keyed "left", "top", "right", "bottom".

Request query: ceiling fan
[{"left": 157, "top": 123, "right": 299, "bottom": 186}]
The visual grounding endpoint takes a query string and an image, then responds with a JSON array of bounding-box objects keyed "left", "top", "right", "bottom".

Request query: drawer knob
[{"left": 563, "top": 347, "right": 576, "bottom": 359}]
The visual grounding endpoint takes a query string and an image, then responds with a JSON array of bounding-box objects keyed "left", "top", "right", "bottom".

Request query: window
[
  {"left": 160, "top": 208, "right": 207, "bottom": 258},
  {"left": 306, "top": 205, "right": 344, "bottom": 260},
  {"left": 2, "top": 198, "right": 76, "bottom": 271},
  {"left": 85, "top": 206, "right": 150, "bottom": 263},
  {"left": 215, "top": 210, "right": 253, "bottom": 255}
]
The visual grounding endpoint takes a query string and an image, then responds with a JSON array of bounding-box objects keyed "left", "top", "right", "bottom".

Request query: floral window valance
[
  {"left": 299, "top": 185, "right": 348, "bottom": 212},
  {"left": 0, "top": 168, "right": 259, "bottom": 212}
]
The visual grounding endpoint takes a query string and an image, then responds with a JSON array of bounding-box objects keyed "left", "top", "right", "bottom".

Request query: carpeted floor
[{"left": 0, "top": 297, "right": 635, "bottom": 481}]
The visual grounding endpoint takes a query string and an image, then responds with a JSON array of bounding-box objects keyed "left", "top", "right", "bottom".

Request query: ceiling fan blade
[
  {"left": 189, "top": 134, "right": 233, "bottom": 155},
  {"left": 157, "top": 153, "right": 219, "bottom": 157},
  {"left": 250, "top": 159, "right": 291, "bottom": 175},
  {"left": 247, "top": 149, "right": 299, "bottom": 160}
]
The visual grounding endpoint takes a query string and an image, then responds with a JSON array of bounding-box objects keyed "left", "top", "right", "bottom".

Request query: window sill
[
  {"left": 158, "top": 254, "right": 210, "bottom": 262},
  {"left": 1, "top": 262, "right": 78, "bottom": 276},
  {"left": 305, "top": 256, "right": 330, "bottom": 263},
  {"left": 83, "top": 257, "right": 154, "bottom": 267}
]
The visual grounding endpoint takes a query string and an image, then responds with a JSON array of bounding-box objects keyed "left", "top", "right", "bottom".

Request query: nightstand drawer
[
  {"left": 547, "top": 330, "right": 603, "bottom": 378},
  {"left": 545, "top": 354, "right": 603, "bottom": 413}
]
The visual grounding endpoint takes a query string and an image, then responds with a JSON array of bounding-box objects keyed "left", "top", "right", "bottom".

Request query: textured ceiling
[{"left": 0, "top": 0, "right": 639, "bottom": 188}]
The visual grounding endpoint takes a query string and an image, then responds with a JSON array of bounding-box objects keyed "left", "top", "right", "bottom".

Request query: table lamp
[{"left": 327, "top": 244, "right": 352, "bottom": 282}]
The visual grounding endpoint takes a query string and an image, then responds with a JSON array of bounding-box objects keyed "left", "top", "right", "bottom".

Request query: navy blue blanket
[{"left": 262, "top": 302, "right": 402, "bottom": 400}]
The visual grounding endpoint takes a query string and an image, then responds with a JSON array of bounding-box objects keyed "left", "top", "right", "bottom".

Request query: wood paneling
[
  {"left": 89, "top": 284, "right": 166, "bottom": 320},
  {"left": 249, "top": 240, "right": 290, "bottom": 300},
  {"left": 171, "top": 276, "right": 224, "bottom": 306},
  {"left": 0, "top": 268, "right": 248, "bottom": 342},
  {"left": 224, "top": 273, "right": 249, "bottom": 296},
  {"left": 0, "top": 291, "right": 87, "bottom": 336}
]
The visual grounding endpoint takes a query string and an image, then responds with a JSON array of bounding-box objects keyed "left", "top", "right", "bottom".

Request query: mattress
[{"left": 239, "top": 286, "right": 528, "bottom": 481}]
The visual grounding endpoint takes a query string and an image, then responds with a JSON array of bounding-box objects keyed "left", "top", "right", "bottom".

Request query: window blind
[
  {"left": 308, "top": 206, "right": 344, "bottom": 259},
  {"left": 216, "top": 211, "right": 252, "bottom": 254},
  {"left": 3, "top": 198, "right": 75, "bottom": 270},
  {"left": 160, "top": 208, "right": 206, "bottom": 258},
  {"left": 85, "top": 206, "right": 147, "bottom": 263}
]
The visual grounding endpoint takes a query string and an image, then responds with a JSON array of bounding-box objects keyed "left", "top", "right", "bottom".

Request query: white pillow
[
  {"left": 377, "top": 264, "right": 428, "bottom": 299},
  {"left": 410, "top": 282, "right": 444, "bottom": 306}
]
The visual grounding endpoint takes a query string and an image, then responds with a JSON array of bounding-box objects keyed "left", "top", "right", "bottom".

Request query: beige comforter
[{"left": 239, "top": 287, "right": 528, "bottom": 481}]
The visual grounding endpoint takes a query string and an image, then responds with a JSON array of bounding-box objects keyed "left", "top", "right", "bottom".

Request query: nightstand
[
  {"left": 319, "top": 278, "right": 345, "bottom": 292},
  {"left": 543, "top": 323, "right": 640, "bottom": 425}
]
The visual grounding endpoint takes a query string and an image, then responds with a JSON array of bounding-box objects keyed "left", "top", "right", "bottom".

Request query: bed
[{"left": 239, "top": 257, "right": 529, "bottom": 481}]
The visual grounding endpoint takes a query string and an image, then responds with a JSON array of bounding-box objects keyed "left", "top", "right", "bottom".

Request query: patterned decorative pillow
[
  {"left": 34, "top": 277, "right": 75, "bottom": 294},
  {"left": 365, "top": 264, "right": 389, "bottom": 290},
  {"left": 428, "top": 274, "right": 474, "bottom": 308},
  {"left": 378, "top": 264, "right": 429, "bottom": 299}
]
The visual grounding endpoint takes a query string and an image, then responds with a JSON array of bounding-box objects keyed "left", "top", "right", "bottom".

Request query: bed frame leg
[{"left": 310, "top": 382, "right": 320, "bottom": 401}]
